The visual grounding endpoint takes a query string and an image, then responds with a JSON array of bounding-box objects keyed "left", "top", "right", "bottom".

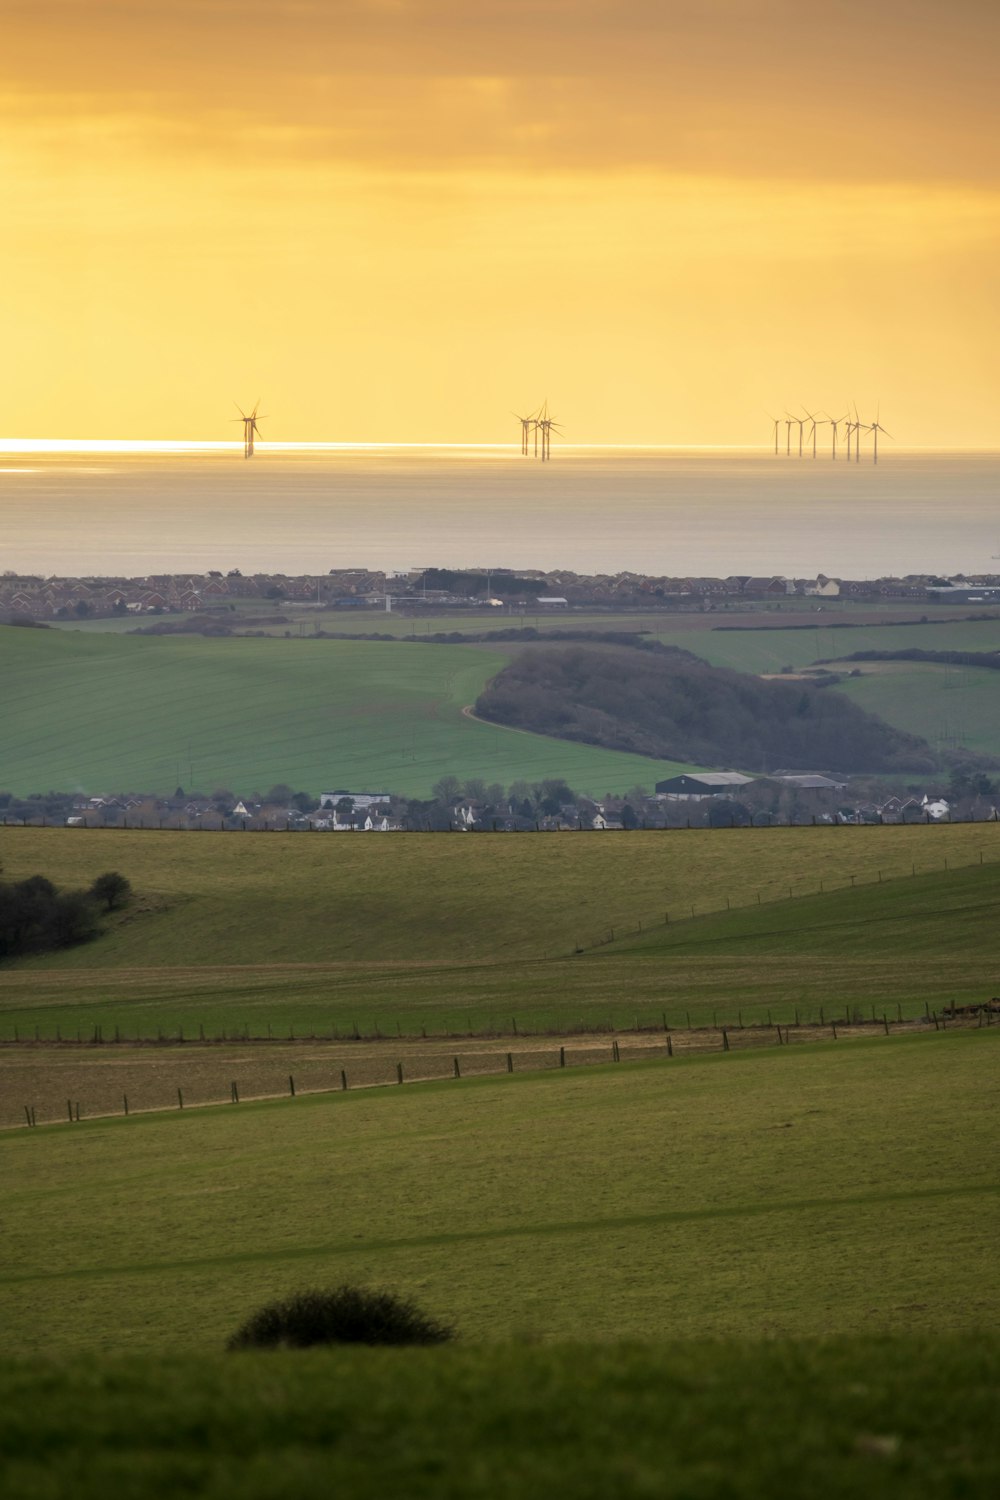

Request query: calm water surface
[{"left": 0, "top": 447, "right": 996, "bottom": 578}]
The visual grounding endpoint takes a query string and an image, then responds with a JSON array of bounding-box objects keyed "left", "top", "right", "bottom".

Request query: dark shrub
[{"left": 226, "top": 1285, "right": 455, "bottom": 1350}]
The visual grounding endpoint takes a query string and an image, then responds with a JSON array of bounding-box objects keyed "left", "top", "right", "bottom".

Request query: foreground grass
[
  {"left": 2, "top": 1031, "right": 996, "bottom": 1355},
  {"left": 1, "top": 825, "right": 999, "bottom": 1038},
  {"left": 3, "top": 1338, "right": 999, "bottom": 1500}
]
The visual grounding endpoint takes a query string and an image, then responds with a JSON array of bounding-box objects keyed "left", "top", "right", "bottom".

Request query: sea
[{"left": 0, "top": 445, "right": 997, "bottom": 580}]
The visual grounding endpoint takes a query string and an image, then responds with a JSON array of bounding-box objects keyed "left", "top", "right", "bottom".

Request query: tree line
[{"left": 0, "top": 871, "right": 131, "bottom": 960}]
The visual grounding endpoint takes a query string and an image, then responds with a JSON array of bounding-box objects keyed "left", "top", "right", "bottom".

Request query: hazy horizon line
[{"left": 1, "top": 439, "right": 996, "bottom": 457}]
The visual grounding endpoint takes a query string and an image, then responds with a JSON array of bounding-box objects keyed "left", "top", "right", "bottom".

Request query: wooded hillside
[{"left": 474, "top": 644, "right": 941, "bottom": 773}]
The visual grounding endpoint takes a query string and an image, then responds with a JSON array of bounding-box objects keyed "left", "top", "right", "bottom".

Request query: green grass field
[
  {"left": 2, "top": 1336, "right": 998, "bottom": 1500},
  {"left": 832, "top": 661, "right": 1000, "bottom": 760},
  {"left": 3, "top": 1030, "right": 996, "bottom": 1352},
  {"left": 23, "top": 613, "right": 1000, "bottom": 798},
  {"left": 3, "top": 841, "right": 998, "bottom": 1495},
  {"left": 2, "top": 825, "right": 999, "bottom": 1038},
  {"left": 2, "top": 1038, "right": 997, "bottom": 1497},
  {"left": 0, "top": 624, "right": 697, "bottom": 798}
]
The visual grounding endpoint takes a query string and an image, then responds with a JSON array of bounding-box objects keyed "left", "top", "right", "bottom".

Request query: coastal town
[{"left": 4, "top": 565, "right": 1000, "bottom": 620}]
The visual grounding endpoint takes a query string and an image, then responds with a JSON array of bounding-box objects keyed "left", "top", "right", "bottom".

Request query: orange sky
[{"left": 2, "top": 0, "right": 999, "bottom": 445}]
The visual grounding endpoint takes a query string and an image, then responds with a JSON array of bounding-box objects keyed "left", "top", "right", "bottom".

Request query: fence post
[
  {"left": 506, "top": 1052, "right": 514, "bottom": 1073},
  {"left": 883, "top": 1013, "right": 890, "bottom": 1035},
  {"left": 177, "top": 1088, "right": 184, "bottom": 1109},
  {"left": 453, "top": 1056, "right": 461, "bottom": 1078},
  {"left": 75, "top": 1102, "right": 80, "bottom": 1121},
  {"left": 67, "top": 1099, "right": 73, "bottom": 1123},
  {"left": 123, "top": 1094, "right": 129, "bottom": 1116},
  {"left": 289, "top": 1075, "right": 296, "bottom": 1097},
  {"left": 831, "top": 1021, "right": 838, "bottom": 1040},
  {"left": 559, "top": 1046, "right": 566, "bottom": 1067},
  {"left": 396, "top": 1062, "right": 404, "bottom": 1085},
  {"left": 341, "top": 1069, "right": 348, "bottom": 1090},
  {"left": 24, "top": 1106, "right": 32, "bottom": 1128},
  {"left": 722, "top": 1028, "right": 730, "bottom": 1052},
  {"left": 666, "top": 1035, "right": 673, "bottom": 1057},
  {"left": 231, "top": 1081, "right": 239, "bottom": 1103}
]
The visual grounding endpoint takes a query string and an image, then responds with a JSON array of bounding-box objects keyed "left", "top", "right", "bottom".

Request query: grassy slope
[
  {"left": 2, "top": 1031, "right": 997, "bottom": 1353},
  {"left": 0, "top": 625, "right": 696, "bottom": 799},
  {"left": 3, "top": 1338, "right": 999, "bottom": 1500},
  {"left": 833, "top": 662, "right": 1000, "bottom": 759},
  {"left": 2, "top": 824, "right": 999, "bottom": 1036},
  {"left": 676, "top": 617, "right": 1000, "bottom": 674}
]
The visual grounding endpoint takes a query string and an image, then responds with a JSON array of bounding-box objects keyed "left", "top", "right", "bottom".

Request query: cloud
[{"left": 3, "top": 2, "right": 999, "bottom": 181}]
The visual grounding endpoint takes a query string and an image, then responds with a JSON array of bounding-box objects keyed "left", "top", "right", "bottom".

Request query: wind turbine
[
  {"left": 803, "top": 408, "right": 824, "bottom": 459},
  {"left": 783, "top": 415, "right": 794, "bottom": 456},
  {"left": 851, "top": 406, "right": 870, "bottom": 464},
  {"left": 787, "top": 410, "right": 806, "bottom": 457},
  {"left": 825, "top": 412, "right": 848, "bottom": 461},
  {"left": 538, "top": 406, "right": 562, "bottom": 461},
  {"left": 512, "top": 410, "right": 536, "bottom": 456},
  {"left": 233, "top": 400, "right": 265, "bottom": 458},
  {"left": 867, "top": 405, "right": 893, "bottom": 465},
  {"left": 767, "top": 414, "right": 781, "bottom": 455}
]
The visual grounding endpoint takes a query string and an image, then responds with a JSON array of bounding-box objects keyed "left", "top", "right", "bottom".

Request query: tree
[
  {"left": 291, "top": 790, "right": 318, "bottom": 813},
  {"left": 266, "top": 783, "right": 294, "bottom": 805},
  {"left": 432, "top": 775, "right": 461, "bottom": 804},
  {"left": 620, "top": 803, "right": 639, "bottom": 829},
  {"left": 90, "top": 872, "right": 131, "bottom": 911},
  {"left": 335, "top": 797, "right": 355, "bottom": 819}
]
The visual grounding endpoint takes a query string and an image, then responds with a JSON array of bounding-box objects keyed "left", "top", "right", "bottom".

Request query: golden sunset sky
[{"left": 2, "top": 0, "right": 998, "bottom": 445}]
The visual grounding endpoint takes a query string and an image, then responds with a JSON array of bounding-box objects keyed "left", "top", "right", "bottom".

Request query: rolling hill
[
  {"left": 474, "top": 643, "right": 944, "bottom": 772},
  {"left": 2, "top": 824, "right": 998, "bottom": 1038},
  {"left": 0, "top": 624, "right": 698, "bottom": 798}
]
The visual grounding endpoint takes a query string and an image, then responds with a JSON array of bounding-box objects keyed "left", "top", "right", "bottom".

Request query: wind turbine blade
[{"left": 881, "top": 428, "right": 894, "bottom": 440}]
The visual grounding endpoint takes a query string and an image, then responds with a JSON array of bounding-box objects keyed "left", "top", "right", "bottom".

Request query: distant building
[
  {"left": 771, "top": 773, "right": 848, "bottom": 791},
  {"left": 927, "top": 584, "right": 1000, "bottom": 603},
  {"left": 654, "top": 772, "right": 755, "bottom": 798},
  {"left": 318, "top": 790, "right": 392, "bottom": 811},
  {"left": 535, "top": 596, "right": 568, "bottom": 607}
]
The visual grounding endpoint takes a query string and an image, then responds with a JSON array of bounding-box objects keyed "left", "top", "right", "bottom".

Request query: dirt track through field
[{"left": 1, "top": 1019, "right": 975, "bottom": 1130}]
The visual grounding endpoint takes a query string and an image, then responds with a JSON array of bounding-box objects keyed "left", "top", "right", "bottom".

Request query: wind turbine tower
[
  {"left": 513, "top": 410, "right": 535, "bottom": 456},
  {"left": 233, "top": 400, "right": 264, "bottom": 458},
  {"left": 868, "top": 407, "right": 893, "bottom": 465},
  {"left": 803, "top": 409, "right": 824, "bottom": 459},
  {"left": 787, "top": 411, "right": 806, "bottom": 457},
  {"left": 538, "top": 404, "right": 562, "bottom": 461},
  {"left": 825, "top": 412, "right": 848, "bottom": 461}
]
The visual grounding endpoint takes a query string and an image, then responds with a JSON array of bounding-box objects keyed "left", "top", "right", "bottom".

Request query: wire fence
[{"left": 6, "top": 1011, "right": 992, "bottom": 1131}]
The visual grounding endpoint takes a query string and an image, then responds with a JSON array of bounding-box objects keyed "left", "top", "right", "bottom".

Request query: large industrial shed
[{"left": 654, "top": 772, "right": 756, "bottom": 798}]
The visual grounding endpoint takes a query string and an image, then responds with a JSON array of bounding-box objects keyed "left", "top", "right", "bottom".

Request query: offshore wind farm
[{"left": 0, "top": 443, "right": 995, "bottom": 581}]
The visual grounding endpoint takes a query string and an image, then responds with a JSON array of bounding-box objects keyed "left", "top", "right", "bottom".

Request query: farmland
[
  {"left": 0, "top": 624, "right": 697, "bottom": 798},
  {"left": 2, "top": 824, "right": 999, "bottom": 1039},
  {"left": 3, "top": 824, "right": 999, "bottom": 1495},
  {"left": 2, "top": 1029, "right": 997, "bottom": 1353},
  {"left": 16, "top": 611, "right": 1000, "bottom": 797}
]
